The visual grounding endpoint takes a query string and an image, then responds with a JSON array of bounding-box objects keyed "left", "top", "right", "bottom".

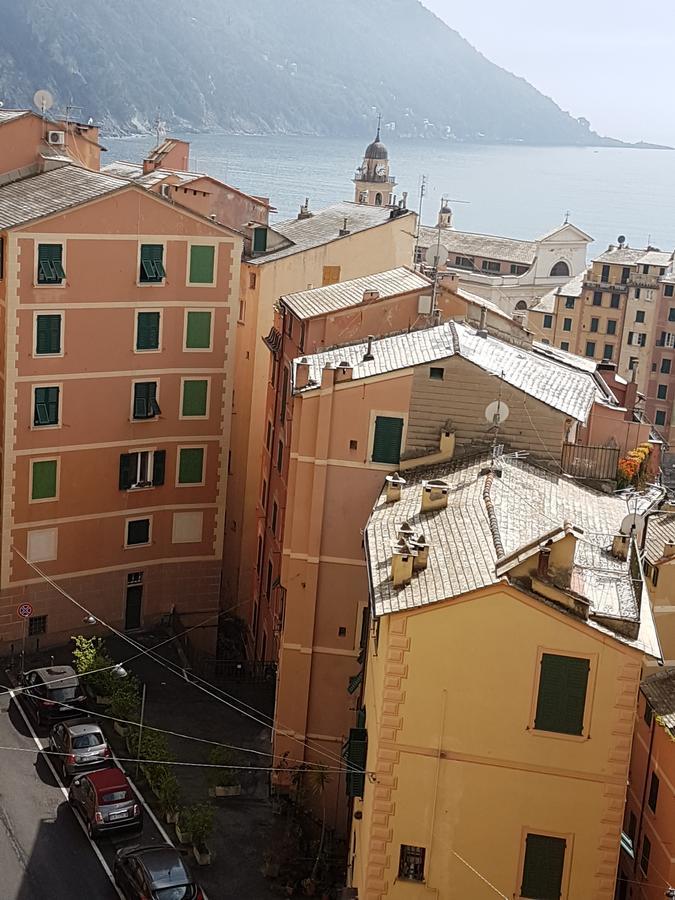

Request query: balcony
[
  {"left": 353, "top": 169, "right": 396, "bottom": 184},
  {"left": 583, "top": 278, "right": 628, "bottom": 291}
]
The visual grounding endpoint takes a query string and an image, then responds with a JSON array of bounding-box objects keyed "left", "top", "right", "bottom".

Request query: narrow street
[{"left": 0, "top": 676, "right": 171, "bottom": 900}]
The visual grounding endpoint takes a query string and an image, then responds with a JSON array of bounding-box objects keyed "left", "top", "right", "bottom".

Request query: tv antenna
[{"left": 33, "top": 89, "right": 54, "bottom": 116}]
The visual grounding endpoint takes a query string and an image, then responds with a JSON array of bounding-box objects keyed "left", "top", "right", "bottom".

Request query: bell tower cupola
[{"left": 353, "top": 114, "right": 396, "bottom": 207}]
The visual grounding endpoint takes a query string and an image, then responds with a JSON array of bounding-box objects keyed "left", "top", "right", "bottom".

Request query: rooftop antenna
[
  {"left": 413, "top": 174, "right": 426, "bottom": 267},
  {"left": 375, "top": 111, "right": 382, "bottom": 140},
  {"left": 64, "top": 104, "right": 82, "bottom": 128}
]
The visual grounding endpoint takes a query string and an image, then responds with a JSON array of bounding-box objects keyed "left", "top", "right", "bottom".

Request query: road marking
[{"left": 7, "top": 688, "right": 124, "bottom": 899}]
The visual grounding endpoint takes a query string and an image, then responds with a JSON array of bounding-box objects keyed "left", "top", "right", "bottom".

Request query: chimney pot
[
  {"left": 421, "top": 479, "right": 450, "bottom": 512},
  {"left": 385, "top": 472, "right": 406, "bottom": 503},
  {"left": 391, "top": 538, "right": 416, "bottom": 587},
  {"left": 664, "top": 541, "right": 675, "bottom": 559},
  {"left": 362, "top": 290, "right": 380, "bottom": 303},
  {"left": 411, "top": 532, "right": 429, "bottom": 571},
  {"left": 363, "top": 335, "right": 375, "bottom": 362},
  {"left": 295, "top": 360, "right": 310, "bottom": 389},
  {"left": 477, "top": 305, "right": 488, "bottom": 337},
  {"left": 537, "top": 547, "right": 551, "bottom": 579},
  {"left": 611, "top": 533, "right": 629, "bottom": 561}
]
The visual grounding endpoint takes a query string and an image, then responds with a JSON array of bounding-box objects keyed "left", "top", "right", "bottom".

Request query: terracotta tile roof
[
  {"left": 642, "top": 512, "right": 675, "bottom": 565},
  {"left": 641, "top": 668, "right": 675, "bottom": 734}
]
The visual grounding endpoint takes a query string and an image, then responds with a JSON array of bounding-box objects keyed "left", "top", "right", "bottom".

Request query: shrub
[
  {"left": 208, "top": 746, "right": 240, "bottom": 787},
  {"left": 158, "top": 772, "right": 181, "bottom": 814},
  {"left": 183, "top": 803, "right": 214, "bottom": 847}
]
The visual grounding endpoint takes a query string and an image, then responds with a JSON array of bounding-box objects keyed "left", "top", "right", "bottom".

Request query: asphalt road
[{"left": 0, "top": 676, "right": 173, "bottom": 900}]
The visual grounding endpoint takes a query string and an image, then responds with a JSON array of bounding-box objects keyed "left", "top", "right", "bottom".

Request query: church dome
[{"left": 365, "top": 138, "right": 388, "bottom": 160}]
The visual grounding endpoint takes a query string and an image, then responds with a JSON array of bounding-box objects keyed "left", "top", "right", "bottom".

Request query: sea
[{"left": 104, "top": 133, "right": 675, "bottom": 254}]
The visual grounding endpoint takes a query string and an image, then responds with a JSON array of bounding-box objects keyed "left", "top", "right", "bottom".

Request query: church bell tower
[{"left": 353, "top": 115, "right": 396, "bottom": 207}]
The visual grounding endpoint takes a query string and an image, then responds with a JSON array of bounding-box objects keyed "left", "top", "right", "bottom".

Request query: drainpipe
[{"left": 633, "top": 704, "right": 656, "bottom": 877}]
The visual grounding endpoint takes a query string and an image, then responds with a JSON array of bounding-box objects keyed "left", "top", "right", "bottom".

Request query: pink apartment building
[{"left": 0, "top": 112, "right": 241, "bottom": 653}]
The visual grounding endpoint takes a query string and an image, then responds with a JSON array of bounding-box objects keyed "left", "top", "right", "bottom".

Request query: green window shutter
[
  {"left": 36, "top": 314, "right": 61, "bottom": 354},
  {"left": 37, "top": 244, "right": 65, "bottom": 284},
  {"left": 136, "top": 312, "right": 160, "bottom": 350},
  {"left": 372, "top": 416, "right": 403, "bottom": 464},
  {"left": 534, "top": 654, "right": 590, "bottom": 735},
  {"left": 182, "top": 380, "right": 208, "bottom": 417},
  {"left": 178, "top": 448, "right": 204, "bottom": 484},
  {"left": 344, "top": 727, "right": 368, "bottom": 798},
  {"left": 185, "top": 311, "right": 212, "bottom": 349},
  {"left": 34, "top": 386, "right": 59, "bottom": 426},
  {"left": 119, "top": 453, "right": 135, "bottom": 490},
  {"left": 253, "top": 227, "right": 268, "bottom": 253},
  {"left": 521, "top": 834, "right": 566, "bottom": 899},
  {"left": 140, "top": 244, "right": 165, "bottom": 282},
  {"left": 127, "top": 518, "right": 150, "bottom": 545},
  {"left": 32, "top": 460, "right": 57, "bottom": 500},
  {"left": 152, "top": 450, "right": 166, "bottom": 487},
  {"left": 189, "top": 245, "right": 215, "bottom": 283},
  {"left": 133, "top": 382, "right": 160, "bottom": 419}
]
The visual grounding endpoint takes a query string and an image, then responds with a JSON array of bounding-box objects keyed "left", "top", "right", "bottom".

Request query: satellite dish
[
  {"left": 485, "top": 400, "right": 510, "bottom": 425},
  {"left": 617, "top": 234, "right": 626, "bottom": 245},
  {"left": 424, "top": 244, "right": 448, "bottom": 267},
  {"left": 620, "top": 512, "right": 646, "bottom": 544},
  {"left": 33, "top": 89, "right": 54, "bottom": 113}
]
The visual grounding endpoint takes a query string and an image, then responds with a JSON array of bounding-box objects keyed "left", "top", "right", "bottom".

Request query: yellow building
[
  {"left": 349, "top": 453, "right": 661, "bottom": 900},
  {"left": 641, "top": 508, "right": 675, "bottom": 668}
]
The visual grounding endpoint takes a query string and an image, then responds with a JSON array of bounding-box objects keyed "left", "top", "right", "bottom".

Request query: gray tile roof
[
  {"left": 642, "top": 511, "right": 675, "bottom": 564},
  {"left": 418, "top": 225, "right": 536, "bottom": 265},
  {"left": 531, "top": 273, "right": 585, "bottom": 313},
  {"left": 252, "top": 202, "right": 409, "bottom": 265},
  {"left": 0, "top": 110, "right": 30, "bottom": 124},
  {"left": 295, "top": 320, "right": 598, "bottom": 423},
  {"left": 102, "top": 161, "right": 202, "bottom": 188},
  {"left": 365, "top": 453, "right": 661, "bottom": 656},
  {"left": 0, "top": 165, "right": 127, "bottom": 230},
  {"left": 641, "top": 668, "right": 675, "bottom": 735},
  {"left": 456, "top": 287, "right": 514, "bottom": 322},
  {"left": 281, "top": 267, "right": 431, "bottom": 320},
  {"left": 593, "top": 246, "right": 672, "bottom": 267}
]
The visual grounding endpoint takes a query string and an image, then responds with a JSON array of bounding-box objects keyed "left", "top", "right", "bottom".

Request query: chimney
[
  {"left": 421, "top": 479, "right": 450, "bottom": 512},
  {"left": 295, "top": 358, "right": 310, "bottom": 389},
  {"left": 142, "top": 157, "right": 156, "bottom": 175},
  {"left": 385, "top": 472, "right": 406, "bottom": 503},
  {"left": 391, "top": 538, "right": 416, "bottom": 587},
  {"left": 298, "top": 197, "right": 312, "bottom": 220},
  {"left": 363, "top": 335, "right": 375, "bottom": 362},
  {"left": 664, "top": 541, "right": 675, "bottom": 559},
  {"left": 611, "top": 533, "right": 629, "bottom": 561},
  {"left": 512, "top": 311, "right": 527, "bottom": 328},
  {"left": 401, "top": 191, "right": 408, "bottom": 209},
  {"left": 624, "top": 377, "right": 638, "bottom": 417},
  {"left": 339, "top": 217, "right": 350, "bottom": 237},
  {"left": 411, "top": 533, "right": 429, "bottom": 571},
  {"left": 321, "top": 363, "right": 335, "bottom": 389},
  {"left": 335, "top": 360, "right": 353, "bottom": 383},
  {"left": 439, "top": 429, "right": 455, "bottom": 458},
  {"left": 477, "top": 305, "right": 488, "bottom": 337},
  {"left": 362, "top": 289, "right": 380, "bottom": 303},
  {"left": 397, "top": 521, "right": 415, "bottom": 542},
  {"left": 537, "top": 547, "right": 551, "bottom": 579}
]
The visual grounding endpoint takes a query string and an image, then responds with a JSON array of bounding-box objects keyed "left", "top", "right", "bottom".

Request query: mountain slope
[{"left": 0, "top": 0, "right": 618, "bottom": 144}]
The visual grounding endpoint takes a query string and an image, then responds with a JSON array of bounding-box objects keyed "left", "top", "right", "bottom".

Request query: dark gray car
[
  {"left": 114, "top": 844, "right": 203, "bottom": 899},
  {"left": 49, "top": 718, "right": 112, "bottom": 779},
  {"left": 20, "top": 665, "right": 87, "bottom": 726}
]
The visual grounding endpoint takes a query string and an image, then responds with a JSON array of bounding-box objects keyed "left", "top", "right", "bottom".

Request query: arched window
[
  {"left": 550, "top": 260, "right": 570, "bottom": 277},
  {"left": 515, "top": 300, "right": 528, "bottom": 310},
  {"left": 374, "top": 192, "right": 383, "bottom": 206}
]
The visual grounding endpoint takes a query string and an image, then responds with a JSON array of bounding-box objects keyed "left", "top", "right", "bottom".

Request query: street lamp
[
  {"left": 664, "top": 888, "right": 675, "bottom": 899},
  {"left": 83, "top": 615, "right": 97, "bottom": 626}
]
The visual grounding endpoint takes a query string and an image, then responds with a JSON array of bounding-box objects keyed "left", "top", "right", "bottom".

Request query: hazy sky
[{"left": 422, "top": 0, "right": 675, "bottom": 146}]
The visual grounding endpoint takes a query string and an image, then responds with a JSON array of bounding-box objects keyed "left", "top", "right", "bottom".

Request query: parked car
[
  {"left": 114, "top": 844, "right": 204, "bottom": 900},
  {"left": 49, "top": 718, "right": 112, "bottom": 779},
  {"left": 20, "top": 665, "right": 87, "bottom": 726},
  {"left": 68, "top": 766, "right": 142, "bottom": 838}
]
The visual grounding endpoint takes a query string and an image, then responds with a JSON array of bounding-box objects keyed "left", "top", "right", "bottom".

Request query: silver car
[{"left": 49, "top": 718, "right": 112, "bottom": 779}]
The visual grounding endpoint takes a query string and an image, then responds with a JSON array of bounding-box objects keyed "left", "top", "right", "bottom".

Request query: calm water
[{"left": 104, "top": 133, "right": 675, "bottom": 253}]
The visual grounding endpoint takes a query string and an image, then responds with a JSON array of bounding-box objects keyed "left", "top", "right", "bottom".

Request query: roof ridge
[{"left": 482, "top": 468, "right": 505, "bottom": 559}]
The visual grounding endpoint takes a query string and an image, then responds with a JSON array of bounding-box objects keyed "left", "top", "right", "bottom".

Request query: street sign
[{"left": 17, "top": 602, "right": 33, "bottom": 619}]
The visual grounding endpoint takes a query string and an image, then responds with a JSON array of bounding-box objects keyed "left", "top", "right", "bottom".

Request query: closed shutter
[
  {"left": 521, "top": 834, "right": 566, "bottom": 899},
  {"left": 136, "top": 312, "right": 160, "bottom": 350},
  {"left": 32, "top": 460, "right": 57, "bottom": 500},
  {"left": 182, "top": 380, "right": 208, "bottom": 416},
  {"left": 253, "top": 227, "right": 268, "bottom": 253},
  {"left": 372, "top": 416, "right": 403, "bottom": 464},
  {"left": 119, "top": 453, "right": 136, "bottom": 490},
  {"left": 344, "top": 727, "right": 367, "bottom": 798},
  {"left": 152, "top": 450, "right": 166, "bottom": 486},
  {"left": 36, "top": 314, "right": 61, "bottom": 354},
  {"left": 185, "top": 311, "right": 212, "bottom": 349},
  {"left": 189, "top": 245, "right": 215, "bottom": 283},
  {"left": 534, "top": 654, "right": 590, "bottom": 735},
  {"left": 178, "top": 448, "right": 204, "bottom": 484}
]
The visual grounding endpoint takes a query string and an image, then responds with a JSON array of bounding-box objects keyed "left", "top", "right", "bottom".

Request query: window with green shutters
[
  {"left": 35, "top": 314, "right": 62, "bottom": 355},
  {"left": 344, "top": 727, "right": 368, "bottom": 798},
  {"left": 31, "top": 459, "right": 57, "bottom": 500},
  {"left": 33, "top": 386, "right": 60, "bottom": 426},
  {"left": 136, "top": 312, "right": 160, "bottom": 350},
  {"left": 253, "top": 227, "right": 268, "bottom": 253},
  {"left": 185, "top": 310, "right": 212, "bottom": 349},
  {"left": 521, "top": 833, "right": 566, "bottom": 899},
  {"left": 126, "top": 518, "right": 150, "bottom": 546},
  {"left": 139, "top": 244, "right": 166, "bottom": 283},
  {"left": 178, "top": 447, "right": 204, "bottom": 484},
  {"left": 189, "top": 245, "right": 215, "bottom": 284},
  {"left": 132, "top": 382, "right": 161, "bottom": 419},
  {"left": 534, "top": 653, "right": 590, "bottom": 735},
  {"left": 371, "top": 416, "right": 404, "bottom": 464},
  {"left": 37, "top": 244, "right": 65, "bottom": 285},
  {"left": 182, "top": 380, "right": 208, "bottom": 417}
]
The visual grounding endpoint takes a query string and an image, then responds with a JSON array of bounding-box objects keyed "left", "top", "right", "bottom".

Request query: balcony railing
[
  {"left": 561, "top": 443, "right": 619, "bottom": 481},
  {"left": 583, "top": 278, "right": 628, "bottom": 291},
  {"left": 353, "top": 170, "right": 396, "bottom": 184}
]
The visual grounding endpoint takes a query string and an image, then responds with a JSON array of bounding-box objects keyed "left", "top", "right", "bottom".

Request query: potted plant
[
  {"left": 158, "top": 773, "right": 181, "bottom": 824},
  {"left": 208, "top": 747, "right": 241, "bottom": 797},
  {"left": 110, "top": 685, "right": 140, "bottom": 736},
  {"left": 174, "top": 807, "right": 193, "bottom": 845},
  {"left": 147, "top": 764, "right": 171, "bottom": 800},
  {"left": 189, "top": 803, "right": 214, "bottom": 866}
]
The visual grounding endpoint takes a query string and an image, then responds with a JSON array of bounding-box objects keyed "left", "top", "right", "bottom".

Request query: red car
[{"left": 68, "top": 766, "right": 143, "bottom": 838}]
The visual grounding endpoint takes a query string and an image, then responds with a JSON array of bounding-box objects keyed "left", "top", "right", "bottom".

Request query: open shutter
[
  {"left": 344, "top": 727, "right": 367, "bottom": 798},
  {"left": 535, "top": 654, "right": 589, "bottom": 735},
  {"left": 152, "top": 450, "right": 166, "bottom": 486},
  {"left": 372, "top": 416, "right": 403, "bottom": 464},
  {"left": 119, "top": 453, "right": 135, "bottom": 490},
  {"left": 521, "top": 834, "right": 566, "bottom": 899}
]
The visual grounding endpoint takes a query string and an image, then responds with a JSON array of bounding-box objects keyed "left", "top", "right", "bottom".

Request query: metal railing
[{"left": 561, "top": 443, "right": 620, "bottom": 481}]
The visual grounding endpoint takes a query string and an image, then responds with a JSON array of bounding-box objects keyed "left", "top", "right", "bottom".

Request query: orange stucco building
[{"left": 0, "top": 111, "right": 242, "bottom": 652}]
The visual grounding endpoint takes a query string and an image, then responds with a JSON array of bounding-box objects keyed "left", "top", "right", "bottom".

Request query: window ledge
[{"left": 527, "top": 726, "right": 588, "bottom": 742}]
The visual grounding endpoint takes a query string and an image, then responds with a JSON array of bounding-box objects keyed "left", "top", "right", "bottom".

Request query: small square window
[
  {"left": 178, "top": 447, "right": 205, "bottom": 485},
  {"left": 338, "top": 626, "right": 347, "bottom": 637},
  {"left": 429, "top": 367, "right": 444, "bottom": 379},
  {"left": 139, "top": 244, "right": 165, "bottom": 283},
  {"left": 398, "top": 845, "right": 425, "bottom": 882},
  {"left": 126, "top": 518, "right": 150, "bottom": 546},
  {"left": 37, "top": 244, "right": 65, "bottom": 285},
  {"left": 28, "top": 615, "right": 47, "bottom": 636},
  {"left": 33, "top": 386, "right": 60, "bottom": 426},
  {"left": 543, "top": 315, "right": 553, "bottom": 329},
  {"left": 349, "top": 440, "right": 358, "bottom": 451},
  {"left": 132, "top": 382, "right": 160, "bottom": 420},
  {"left": 185, "top": 310, "right": 212, "bottom": 350},
  {"left": 189, "top": 245, "right": 215, "bottom": 284},
  {"left": 31, "top": 459, "right": 58, "bottom": 500},
  {"left": 35, "top": 314, "right": 62, "bottom": 354},
  {"left": 136, "top": 311, "right": 160, "bottom": 351},
  {"left": 560, "top": 341, "right": 569, "bottom": 351}
]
